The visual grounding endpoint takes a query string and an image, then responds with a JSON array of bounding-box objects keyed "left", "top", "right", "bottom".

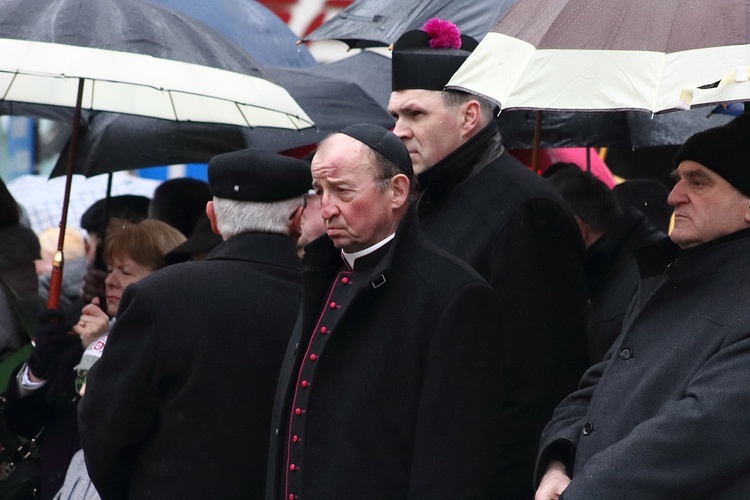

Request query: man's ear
[
  {"left": 745, "top": 200, "right": 750, "bottom": 224},
  {"left": 390, "top": 174, "right": 411, "bottom": 209},
  {"left": 206, "top": 201, "right": 221, "bottom": 235},
  {"left": 288, "top": 204, "right": 304, "bottom": 240},
  {"left": 461, "top": 100, "right": 482, "bottom": 139}
]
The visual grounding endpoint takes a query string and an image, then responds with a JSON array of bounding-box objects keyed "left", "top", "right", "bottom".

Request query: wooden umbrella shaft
[{"left": 48, "top": 78, "right": 85, "bottom": 310}]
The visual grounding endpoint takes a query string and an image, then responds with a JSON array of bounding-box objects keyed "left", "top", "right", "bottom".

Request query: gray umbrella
[{"left": 303, "top": 0, "right": 518, "bottom": 48}]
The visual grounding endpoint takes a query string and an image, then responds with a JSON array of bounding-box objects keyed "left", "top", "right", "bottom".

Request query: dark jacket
[
  {"left": 79, "top": 232, "right": 303, "bottom": 500},
  {"left": 416, "top": 121, "right": 589, "bottom": 498},
  {"left": 585, "top": 207, "right": 665, "bottom": 362},
  {"left": 538, "top": 229, "right": 750, "bottom": 499},
  {"left": 266, "top": 209, "right": 508, "bottom": 499}
]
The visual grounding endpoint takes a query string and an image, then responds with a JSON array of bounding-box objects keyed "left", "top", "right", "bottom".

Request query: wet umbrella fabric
[
  {"left": 448, "top": 0, "right": 750, "bottom": 113},
  {"left": 303, "top": 0, "right": 518, "bottom": 48},
  {"left": 0, "top": 0, "right": 311, "bottom": 128},
  {"left": 147, "top": 0, "right": 316, "bottom": 68}
]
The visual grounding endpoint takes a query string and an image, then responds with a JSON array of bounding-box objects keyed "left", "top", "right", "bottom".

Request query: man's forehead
[
  {"left": 388, "top": 89, "right": 442, "bottom": 110},
  {"left": 673, "top": 161, "right": 716, "bottom": 180}
]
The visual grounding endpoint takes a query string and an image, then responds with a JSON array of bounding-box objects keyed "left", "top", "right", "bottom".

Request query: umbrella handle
[{"left": 46, "top": 251, "right": 63, "bottom": 309}]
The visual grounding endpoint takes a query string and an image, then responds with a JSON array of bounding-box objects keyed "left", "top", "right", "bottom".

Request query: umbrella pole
[
  {"left": 532, "top": 111, "right": 543, "bottom": 173},
  {"left": 47, "top": 78, "right": 85, "bottom": 309}
]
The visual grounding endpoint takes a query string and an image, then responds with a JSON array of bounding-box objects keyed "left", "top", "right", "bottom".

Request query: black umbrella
[
  {"left": 303, "top": 0, "right": 518, "bottom": 48},
  {"left": 147, "top": 0, "right": 317, "bottom": 68},
  {"left": 0, "top": 0, "right": 310, "bottom": 307},
  {"left": 49, "top": 51, "right": 397, "bottom": 177}
]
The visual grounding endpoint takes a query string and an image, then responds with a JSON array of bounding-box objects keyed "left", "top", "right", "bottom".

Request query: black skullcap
[
  {"left": 392, "top": 18, "right": 478, "bottom": 91},
  {"left": 208, "top": 148, "right": 312, "bottom": 201},
  {"left": 339, "top": 123, "right": 413, "bottom": 176},
  {"left": 674, "top": 112, "right": 750, "bottom": 198},
  {"left": 80, "top": 195, "right": 150, "bottom": 235}
]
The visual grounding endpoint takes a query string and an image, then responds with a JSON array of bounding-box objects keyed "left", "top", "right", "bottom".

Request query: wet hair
[
  {"left": 441, "top": 89, "right": 496, "bottom": 127},
  {"left": 547, "top": 167, "right": 621, "bottom": 233},
  {"left": 104, "top": 218, "right": 186, "bottom": 271},
  {"left": 0, "top": 178, "right": 20, "bottom": 229},
  {"left": 149, "top": 178, "right": 212, "bottom": 237}
]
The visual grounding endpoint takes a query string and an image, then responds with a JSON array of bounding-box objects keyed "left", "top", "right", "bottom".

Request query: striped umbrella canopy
[{"left": 448, "top": 0, "right": 750, "bottom": 113}]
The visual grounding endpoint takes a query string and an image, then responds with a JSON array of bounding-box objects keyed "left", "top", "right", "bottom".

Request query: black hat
[
  {"left": 674, "top": 113, "right": 750, "bottom": 198},
  {"left": 339, "top": 123, "right": 413, "bottom": 176},
  {"left": 392, "top": 18, "right": 478, "bottom": 91},
  {"left": 208, "top": 148, "right": 312, "bottom": 201},
  {"left": 164, "top": 212, "right": 223, "bottom": 265},
  {"left": 80, "top": 195, "right": 150, "bottom": 235}
]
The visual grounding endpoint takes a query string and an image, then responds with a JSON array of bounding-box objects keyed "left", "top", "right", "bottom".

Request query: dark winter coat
[
  {"left": 415, "top": 120, "right": 589, "bottom": 498},
  {"left": 538, "top": 229, "right": 750, "bottom": 499},
  {"left": 266, "top": 209, "right": 508, "bottom": 499},
  {"left": 585, "top": 206, "right": 665, "bottom": 362},
  {"left": 80, "top": 232, "right": 303, "bottom": 500}
]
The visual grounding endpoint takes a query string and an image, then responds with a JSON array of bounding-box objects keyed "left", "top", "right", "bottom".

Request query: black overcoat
[
  {"left": 415, "top": 121, "right": 590, "bottom": 498},
  {"left": 538, "top": 229, "right": 750, "bottom": 499},
  {"left": 266, "top": 210, "right": 508, "bottom": 499},
  {"left": 79, "top": 232, "right": 303, "bottom": 500}
]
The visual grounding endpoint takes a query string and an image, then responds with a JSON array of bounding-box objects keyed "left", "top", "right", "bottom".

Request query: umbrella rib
[
  {"left": 168, "top": 91, "right": 178, "bottom": 121},
  {"left": 1, "top": 72, "right": 18, "bottom": 101}
]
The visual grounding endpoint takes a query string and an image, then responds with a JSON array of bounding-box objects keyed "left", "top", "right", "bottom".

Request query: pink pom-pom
[{"left": 423, "top": 18, "right": 461, "bottom": 49}]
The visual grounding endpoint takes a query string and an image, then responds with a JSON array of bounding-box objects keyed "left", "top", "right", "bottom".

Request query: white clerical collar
[{"left": 342, "top": 233, "right": 395, "bottom": 269}]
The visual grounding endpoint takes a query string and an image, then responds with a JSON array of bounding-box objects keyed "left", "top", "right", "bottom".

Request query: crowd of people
[{"left": 1, "top": 16, "right": 750, "bottom": 500}]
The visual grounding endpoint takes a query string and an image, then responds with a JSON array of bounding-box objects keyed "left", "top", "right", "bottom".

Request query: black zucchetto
[
  {"left": 208, "top": 148, "right": 312, "bottom": 202},
  {"left": 339, "top": 123, "right": 413, "bottom": 176},
  {"left": 391, "top": 18, "right": 478, "bottom": 92}
]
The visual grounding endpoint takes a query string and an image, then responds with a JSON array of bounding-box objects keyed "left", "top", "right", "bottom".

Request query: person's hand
[
  {"left": 535, "top": 460, "right": 571, "bottom": 500},
  {"left": 72, "top": 298, "right": 110, "bottom": 348},
  {"left": 27, "top": 309, "right": 78, "bottom": 381},
  {"left": 81, "top": 268, "right": 107, "bottom": 307}
]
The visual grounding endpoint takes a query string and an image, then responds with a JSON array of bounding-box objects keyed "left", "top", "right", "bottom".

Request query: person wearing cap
[
  {"left": 79, "top": 148, "right": 311, "bottom": 500},
  {"left": 388, "top": 18, "right": 589, "bottom": 498},
  {"left": 536, "top": 113, "right": 750, "bottom": 499},
  {"left": 266, "top": 124, "right": 507, "bottom": 499}
]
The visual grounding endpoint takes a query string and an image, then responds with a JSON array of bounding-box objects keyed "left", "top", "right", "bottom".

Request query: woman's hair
[
  {"left": 104, "top": 218, "right": 186, "bottom": 271},
  {"left": 0, "top": 178, "right": 20, "bottom": 229}
]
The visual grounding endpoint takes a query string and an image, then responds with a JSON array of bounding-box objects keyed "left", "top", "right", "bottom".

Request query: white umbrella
[{"left": 447, "top": 0, "right": 750, "bottom": 113}]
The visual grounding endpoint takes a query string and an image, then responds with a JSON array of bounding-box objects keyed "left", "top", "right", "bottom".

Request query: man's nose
[
  {"left": 392, "top": 119, "right": 410, "bottom": 139},
  {"left": 667, "top": 183, "right": 685, "bottom": 207}
]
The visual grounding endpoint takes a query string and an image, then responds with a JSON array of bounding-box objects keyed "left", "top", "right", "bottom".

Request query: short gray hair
[
  {"left": 442, "top": 90, "right": 496, "bottom": 127},
  {"left": 213, "top": 196, "right": 305, "bottom": 238}
]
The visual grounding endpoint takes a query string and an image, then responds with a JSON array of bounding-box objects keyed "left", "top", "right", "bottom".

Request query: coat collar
[
  {"left": 635, "top": 227, "right": 750, "bottom": 279},
  {"left": 207, "top": 231, "right": 301, "bottom": 269},
  {"left": 416, "top": 120, "right": 504, "bottom": 197}
]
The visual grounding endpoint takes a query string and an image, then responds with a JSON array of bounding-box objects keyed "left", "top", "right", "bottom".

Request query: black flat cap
[
  {"left": 339, "top": 123, "right": 413, "bottom": 176},
  {"left": 164, "top": 213, "right": 223, "bottom": 265},
  {"left": 392, "top": 18, "right": 478, "bottom": 91},
  {"left": 208, "top": 148, "right": 312, "bottom": 201}
]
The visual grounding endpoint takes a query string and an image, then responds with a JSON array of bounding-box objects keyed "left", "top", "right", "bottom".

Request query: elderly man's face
[
  {"left": 311, "top": 134, "right": 401, "bottom": 253},
  {"left": 668, "top": 160, "right": 750, "bottom": 248},
  {"left": 389, "top": 89, "right": 466, "bottom": 175}
]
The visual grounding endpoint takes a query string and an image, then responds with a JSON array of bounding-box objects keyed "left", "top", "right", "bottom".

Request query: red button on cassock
[
  {"left": 289, "top": 464, "right": 296, "bottom": 471},
  {"left": 292, "top": 435, "right": 299, "bottom": 443},
  {"left": 289, "top": 495, "right": 294, "bottom": 500},
  {"left": 295, "top": 408, "right": 302, "bottom": 415},
  {"left": 341, "top": 277, "right": 349, "bottom": 284},
  {"left": 329, "top": 301, "right": 336, "bottom": 309},
  {"left": 320, "top": 327, "right": 327, "bottom": 334},
  {"left": 301, "top": 380, "right": 308, "bottom": 388},
  {"left": 310, "top": 354, "right": 317, "bottom": 361}
]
